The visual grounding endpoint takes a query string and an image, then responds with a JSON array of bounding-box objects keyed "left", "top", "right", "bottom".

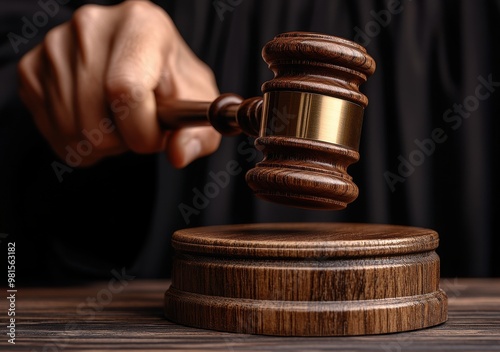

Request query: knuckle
[
  {"left": 17, "top": 46, "right": 40, "bottom": 82},
  {"left": 72, "top": 4, "right": 101, "bottom": 30},
  {"left": 120, "top": 1, "right": 174, "bottom": 34},
  {"left": 200, "top": 62, "right": 217, "bottom": 83},
  {"left": 105, "top": 75, "right": 141, "bottom": 102},
  {"left": 122, "top": 0, "right": 149, "bottom": 14},
  {"left": 121, "top": 0, "right": 158, "bottom": 18},
  {"left": 71, "top": 5, "right": 103, "bottom": 60},
  {"left": 43, "top": 25, "right": 60, "bottom": 47},
  {"left": 198, "top": 66, "right": 218, "bottom": 97},
  {"left": 42, "top": 27, "right": 63, "bottom": 66},
  {"left": 17, "top": 55, "right": 31, "bottom": 83}
]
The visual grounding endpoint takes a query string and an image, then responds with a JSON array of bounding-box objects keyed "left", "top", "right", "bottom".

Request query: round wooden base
[{"left": 164, "top": 223, "right": 448, "bottom": 336}]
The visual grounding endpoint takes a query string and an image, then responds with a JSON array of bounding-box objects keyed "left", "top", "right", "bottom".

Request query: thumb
[
  {"left": 157, "top": 32, "right": 222, "bottom": 168},
  {"left": 165, "top": 126, "right": 221, "bottom": 168}
]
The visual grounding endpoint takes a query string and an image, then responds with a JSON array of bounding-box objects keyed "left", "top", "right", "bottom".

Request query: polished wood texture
[
  {"left": 247, "top": 32, "right": 375, "bottom": 210},
  {"left": 9, "top": 279, "right": 498, "bottom": 351},
  {"left": 261, "top": 32, "right": 375, "bottom": 107},
  {"left": 164, "top": 223, "right": 447, "bottom": 336},
  {"left": 157, "top": 32, "right": 376, "bottom": 210},
  {"left": 156, "top": 32, "right": 443, "bottom": 337},
  {"left": 246, "top": 136, "right": 360, "bottom": 209},
  {"left": 158, "top": 93, "right": 261, "bottom": 137}
]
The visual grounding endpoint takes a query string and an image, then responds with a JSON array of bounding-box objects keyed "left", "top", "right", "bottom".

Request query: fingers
[
  {"left": 104, "top": 1, "right": 223, "bottom": 166},
  {"left": 18, "top": 1, "right": 223, "bottom": 169},
  {"left": 166, "top": 126, "right": 222, "bottom": 168},
  {"left": 71, "top": 5, "right": 126, "bottom": 160},
  {"left": 18, "top": 45, "right": 53, "bottom": 143},
  {"left": 159, "top": 27, "right": 222, "bottom": 168},
  {"left": 104, "top": 1, "right": 172, "bottom": 154},
  {"left": 41, "top": 23, "right": 75, "bottom": 139}
]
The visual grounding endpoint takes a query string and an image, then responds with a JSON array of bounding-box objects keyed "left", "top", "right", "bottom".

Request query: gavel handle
[{"left": 156, "top": 93, "right": 262, "bottom": 137}]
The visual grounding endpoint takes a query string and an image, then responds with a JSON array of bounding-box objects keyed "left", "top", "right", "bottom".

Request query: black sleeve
[
  {"left": 2, "top": 0, "right": 499, "bottom": 282},
  {"left": 0, "top": 1, "right": 157, "bottom": 284}
]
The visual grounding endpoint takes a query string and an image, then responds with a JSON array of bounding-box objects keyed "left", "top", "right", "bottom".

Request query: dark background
[{"left": 0, "top": 0, "right": 499, "bottom": 283}]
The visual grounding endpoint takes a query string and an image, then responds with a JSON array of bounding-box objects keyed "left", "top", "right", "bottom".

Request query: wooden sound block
[{"left": 164, "top": 223, "right": 448, "bottom": 336}]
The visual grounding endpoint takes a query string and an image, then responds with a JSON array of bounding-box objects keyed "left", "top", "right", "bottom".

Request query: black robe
[{"left": 1, "top": 0, "right": 499, "bottom": 282}]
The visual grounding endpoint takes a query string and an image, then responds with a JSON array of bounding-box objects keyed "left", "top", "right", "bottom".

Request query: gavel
[
  {"left": 163, "top": 32, "right": 448, "bottom": 337},
  {"left": 157, "top": 32, "right": 376, "bottom": 210}
]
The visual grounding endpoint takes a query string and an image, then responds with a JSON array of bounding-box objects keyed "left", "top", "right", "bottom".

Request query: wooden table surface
[{"left": 3, "top": 278, "right": 500, "bottom": 351}]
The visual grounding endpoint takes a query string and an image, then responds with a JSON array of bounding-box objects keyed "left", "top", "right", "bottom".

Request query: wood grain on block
[{"left": 164, "top": 223, "right": 448, "bottom": 336}]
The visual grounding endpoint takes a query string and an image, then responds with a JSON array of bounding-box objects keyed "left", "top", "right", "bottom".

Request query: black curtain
[{"left": 1, "top": 0, "right": 498, "bottom": 282}]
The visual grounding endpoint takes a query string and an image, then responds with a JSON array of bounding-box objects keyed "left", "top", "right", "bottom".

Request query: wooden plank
[{"left": 1, "top": 279, "right": 499, "bottom": 351}]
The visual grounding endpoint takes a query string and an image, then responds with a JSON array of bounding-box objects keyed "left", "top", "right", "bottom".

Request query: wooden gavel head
[
  {"left": 245, "top": 32, "right": 376, "bottom": 210},
  {"left": 159, "top": 32, "right": 375, "bottom": 210}
]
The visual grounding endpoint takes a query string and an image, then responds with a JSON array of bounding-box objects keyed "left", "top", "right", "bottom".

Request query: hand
[{"left": 18, "top": 1, "right": 221, "bottom": 168}]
